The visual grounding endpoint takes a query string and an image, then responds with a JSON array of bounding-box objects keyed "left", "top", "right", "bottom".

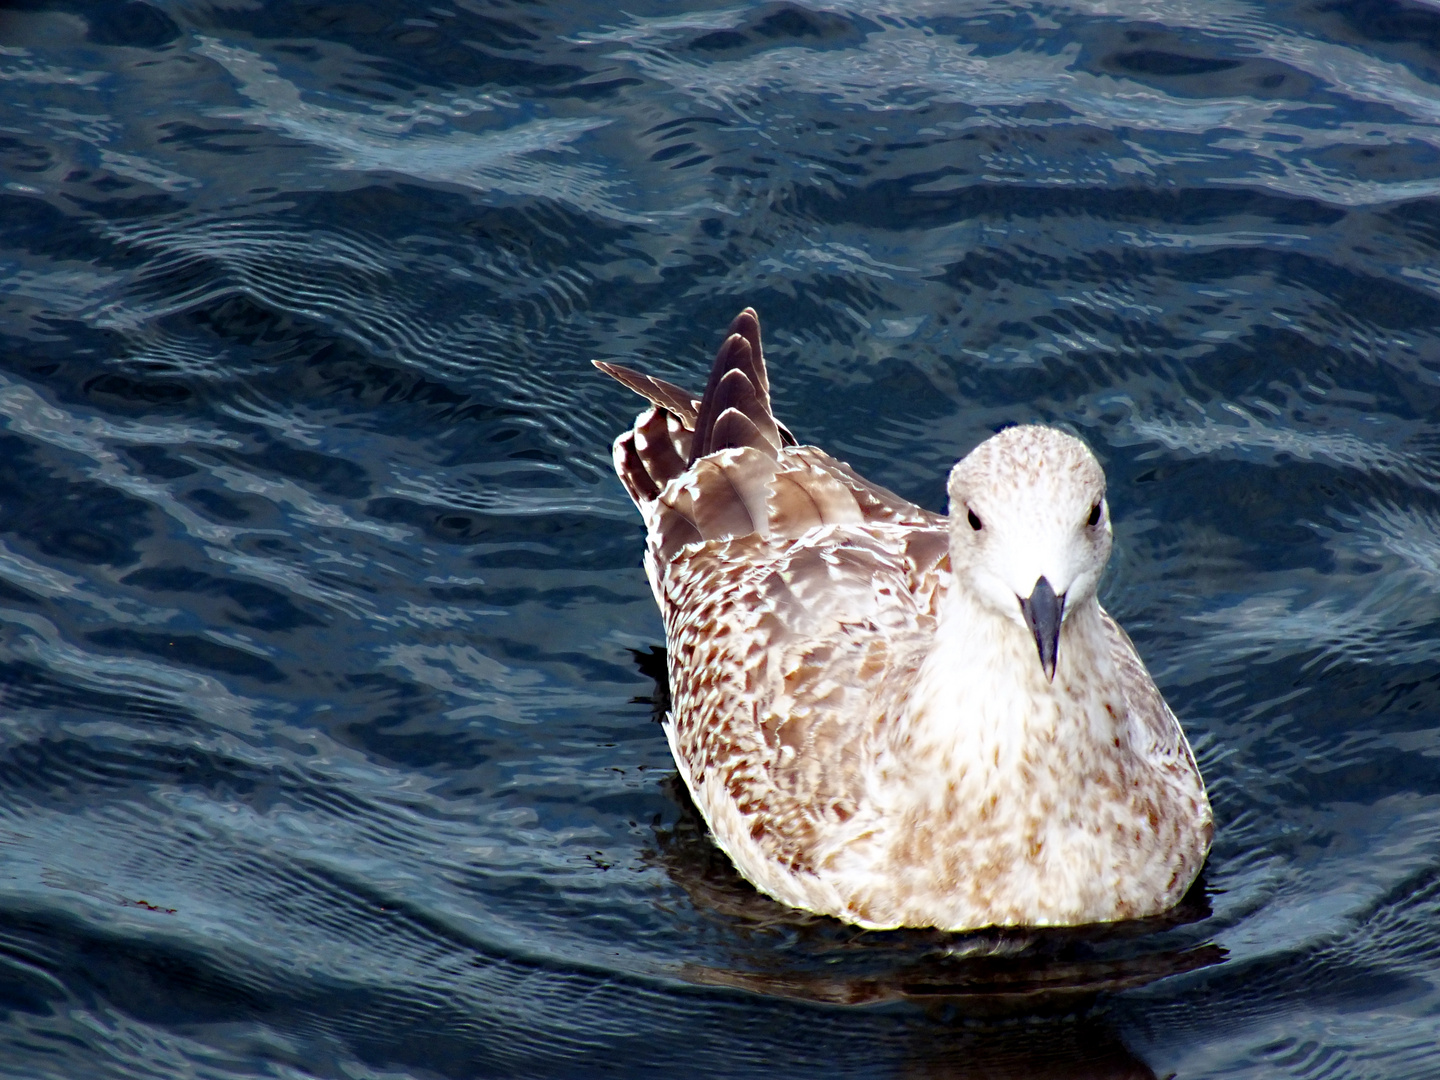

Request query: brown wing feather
[
  {"left": 687, "top": 460, "right": 755, "bottom": 541},
  {"left": 599, "top": 308, "right": 938, "bottom": 566},
  {"left": 713, "top": 368, "right": 781, "bottom": 451},
  {"left": 633, "top": 406, "right": 688, "bottom": 483},
  {"left": 1101, "top": 613, "right": 1199, "bottom": 771},
  {"left": 611, "top": 407, "right": 689, "bottom": 509},
  {"left": 764, "top": 473, "right": 827, "bottom": 537},
  {"left": 795, "top": 450, "right": 944, "bottom": 527},
  {"left": 689, "top": 309, "right": 783, "bottom": 463},
  {"left": 614, "top": 429, "right": 660, "bottom": 503},
  {"left": 592, "top": 361, "right": 699, "bottom": 426},
  {"left": 727, "top": 307, "right": 769, "bottom": 400},
  {"left": 662, "top": 525, "right": 945, "bottom": 875},
  {"left": 766, "top": 462, "right": 864, "bottom": 536},
  {"left": 709, "top": 407, "right": 776, "bottom": 457},
  {"left": 599, "top": 307, "right": 958, "bottom": 886},
  {"left": 653, "top": 495, "right": 703, "bottom": 563}
]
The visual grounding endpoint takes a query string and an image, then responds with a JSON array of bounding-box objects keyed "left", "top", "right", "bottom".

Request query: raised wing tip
[{"left": 595, "top": 360, "right": 701, "bottom": 428}]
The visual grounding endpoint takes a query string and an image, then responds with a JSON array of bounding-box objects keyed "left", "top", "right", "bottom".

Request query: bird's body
[{"left": 597, "top": 309, "right": 1211, "bottom": 931}]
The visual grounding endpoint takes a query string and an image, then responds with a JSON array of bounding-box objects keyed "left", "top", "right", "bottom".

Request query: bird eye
[
  {"left": 1087, "top": 501, "right": 1103, "bottom": 528},
  {"left": 967, "top": 508, "right": 983, "bottom": 531}
]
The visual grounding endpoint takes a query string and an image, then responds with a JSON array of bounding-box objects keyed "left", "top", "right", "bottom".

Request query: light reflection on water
[{"left": 0, "top": 1, "right": 1438, "bottom": 1077}]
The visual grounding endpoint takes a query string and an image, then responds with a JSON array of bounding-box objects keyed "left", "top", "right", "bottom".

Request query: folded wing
[{"left": 595, "top": 307, "right": 952, "bottom": 890}]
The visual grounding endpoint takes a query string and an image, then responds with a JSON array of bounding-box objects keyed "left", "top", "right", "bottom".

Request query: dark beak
[{"left": 1018, "top": 575, "right": 1065, "bottom": 681}]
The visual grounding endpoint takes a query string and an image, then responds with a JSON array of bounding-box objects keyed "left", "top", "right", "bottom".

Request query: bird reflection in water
[{"left": 631, "top": 646, "right": 1223, "bottom": 1078}]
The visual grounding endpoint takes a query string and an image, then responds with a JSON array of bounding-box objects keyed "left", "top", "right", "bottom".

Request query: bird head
[{"left": 945, "top": 426, "right": 1112, "bottom": 680}]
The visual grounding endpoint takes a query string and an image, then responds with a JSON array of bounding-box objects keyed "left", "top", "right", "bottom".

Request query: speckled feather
[{"left": 596, "top": 308, "right": 1212, "bottom": 930}]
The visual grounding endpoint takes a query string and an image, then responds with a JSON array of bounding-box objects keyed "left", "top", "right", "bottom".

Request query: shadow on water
[{"left": 0, "top": 897, "right": 1174, "bottom": 1080}]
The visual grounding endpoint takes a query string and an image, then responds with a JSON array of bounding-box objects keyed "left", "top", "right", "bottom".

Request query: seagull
[{"left": 596, "top": 308, "right": 1212, "bottom": 931}]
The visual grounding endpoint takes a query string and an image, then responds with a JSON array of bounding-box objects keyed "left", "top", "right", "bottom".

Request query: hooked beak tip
[{"left": 1018, "top": 575, "right": 1064, "bottom": 682}]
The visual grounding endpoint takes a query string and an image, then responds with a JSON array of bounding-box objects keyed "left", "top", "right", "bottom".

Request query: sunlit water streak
[{"left": 0, "top": 1, "right": 1439, "bottom": 1078}]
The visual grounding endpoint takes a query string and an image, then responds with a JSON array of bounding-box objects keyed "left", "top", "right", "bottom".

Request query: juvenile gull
[{"left": 596, "top": 308, "right": 1212, "bottom": 931}]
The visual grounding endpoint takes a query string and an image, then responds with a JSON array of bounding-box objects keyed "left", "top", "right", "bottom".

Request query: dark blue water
[{"left": 1, "top": 0, "right": 1439, "bottom": 1076}]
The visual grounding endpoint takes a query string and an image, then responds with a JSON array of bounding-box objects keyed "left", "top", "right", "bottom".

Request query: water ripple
[{"left": 0, "top": 0, "right": 1437, "bottom": 1077}]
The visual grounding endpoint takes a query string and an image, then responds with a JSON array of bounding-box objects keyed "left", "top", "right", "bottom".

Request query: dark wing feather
[
  {"left": 710, "top": 407, "right": 775, "bottom": 457},
  {"left": 616, "top": 430, "right": 661, "bottom": 503},
  {"left": 727, "top": 307, "right": 769, "bottom": 400},
  {"left": 633, "top": 406, "right": 689, "bottom": 481},
  {"left": 611, "top": 406, "right": 691, "bottom": 507},
  {"left": 597, "top": 308, "right": 789, "bottom": 468},
  {"left": 689, "top": 308, "right": 782, "bottom": 463},
  {"left": 713, "top": 367, "right": 781, "bottom": 451},
  {"left": 599, "top": 307, "right": 938, "bottom": 566},
  {"left": 690, "top": 335, "right": 746, "bottom": 461},
  {"left": 592, "top": 361, "right": 699, "bottom": 426}
]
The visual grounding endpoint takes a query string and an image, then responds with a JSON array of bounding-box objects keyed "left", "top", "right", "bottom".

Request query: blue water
[{"left": 1, "top": 0, "right": 1439, "bottom": 1076}]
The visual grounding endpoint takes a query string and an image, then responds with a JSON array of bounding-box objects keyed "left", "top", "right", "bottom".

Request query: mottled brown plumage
[{"left": 596, "top": 308, "right": 1211, "bottom": 930}]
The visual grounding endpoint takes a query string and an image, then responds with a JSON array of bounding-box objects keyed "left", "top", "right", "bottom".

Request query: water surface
[{"left": 1, "top": 1, "right": 1439, "bottom": 1077}]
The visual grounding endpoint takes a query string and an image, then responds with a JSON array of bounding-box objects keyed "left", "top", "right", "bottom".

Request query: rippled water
[{"left": 1, "top": 0, "right": 1439, "bottom": 1076}]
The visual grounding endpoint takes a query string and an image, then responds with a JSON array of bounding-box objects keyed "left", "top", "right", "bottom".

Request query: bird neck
[{"left": 895, "top": 586, "right": 1115, "bottom": 772}]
